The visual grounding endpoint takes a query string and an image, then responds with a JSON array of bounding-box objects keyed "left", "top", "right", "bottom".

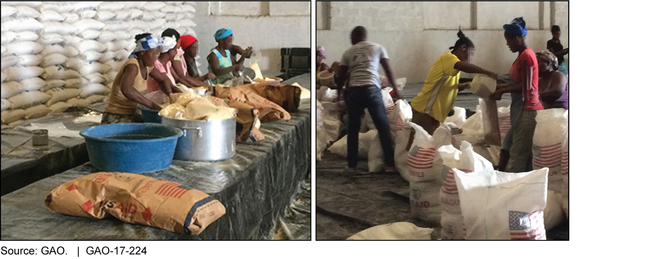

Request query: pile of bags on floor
[
  {"left": 361, "top": 102, "right": 568, "bottom": 240},
  {"left": 321, "top": 86, "right": 412, "bottom": 172}
]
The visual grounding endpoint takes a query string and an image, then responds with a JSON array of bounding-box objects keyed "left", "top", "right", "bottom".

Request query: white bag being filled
[
  {"left": 404, "top": 122, "right": 451, "bottom": 183},
  {"left": 498, "top": 105, "right": 511, "bottom": 140},
  {"left": 437, "top": 141, "right": 494, "bottom": 240},
  {"left": 454, "top": 167, "right": 549, "bottom": 240},
  {"left": 444, "top": 106, "right": 467, "bottom": 129},
  {"left": 532, "top": 108, "right": 568, "bottom": 194},
  {"left": 394, "top": 123, "right": 413, "bottom": 180}
]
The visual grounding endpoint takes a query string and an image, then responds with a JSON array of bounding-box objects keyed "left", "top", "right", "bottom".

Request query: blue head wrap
[
  {"left": 503, "top": 17, "right": 528, "bottom": 36},
  {"left": 128, "top": 34, "right": 163, "bottom": 59},
  {"left": 214, "top": 28, "right": 233, "bottom": 42}
]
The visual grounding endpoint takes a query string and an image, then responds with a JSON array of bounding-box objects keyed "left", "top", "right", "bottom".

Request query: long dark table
[{"left": 1, "top": 73, "right": 312, "bottom": 240}]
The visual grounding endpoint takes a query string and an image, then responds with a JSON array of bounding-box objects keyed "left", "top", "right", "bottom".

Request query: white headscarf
[{"left": 160, "top": 36, "right": 177, "bottom": 54}]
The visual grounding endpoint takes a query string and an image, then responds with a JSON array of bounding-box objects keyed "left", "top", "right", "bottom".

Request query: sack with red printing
[
  {"left": 404, "top": 122, "right": 451, "bottom": 183},
  {"left": 454, "top": 167, "right": 549, "bottom": 240},
  {"left": 532, "top": 108, "right": 568, "bottom": 193},
  {"left": 437, "top": 141, "right": 493, "bottom": 240},
  {"left": 45, "top": 172, "right": 226, "bottom": 235}
]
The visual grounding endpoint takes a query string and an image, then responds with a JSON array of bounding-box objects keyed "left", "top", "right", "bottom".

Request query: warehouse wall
[
  {"left": 192, "top": 1, "right": 310, "bottom": 76},
  {"left": 317, "top": 1, "right": 569, "bottom": 83}
]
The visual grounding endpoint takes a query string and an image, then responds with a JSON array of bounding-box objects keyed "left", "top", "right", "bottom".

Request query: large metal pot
[{"left": 161, "top": 116, "right": 236, "bottom": 161}]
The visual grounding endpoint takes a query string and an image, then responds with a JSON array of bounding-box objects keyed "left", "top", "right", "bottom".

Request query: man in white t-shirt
[{"left": 335, "top": 26, "right": 403, "bottom": 173}]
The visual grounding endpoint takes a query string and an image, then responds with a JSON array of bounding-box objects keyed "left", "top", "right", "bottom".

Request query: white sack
[
  {"left": 76, "top": 40, "right": 107, "bottom": 53},
  {"left": 410, "top": 181, "right": 441, "bottom": 223},
  {"left": 97, "top": 31, "right": 117, "bottom": 43},
  {"left": 43, "top": 80, "right": 66, "bottom": 91},
  {"left": 1, "top": 31, "right": 17, "bottom": 44},
  {"left": 14, "top": 6, "right": 41, "bottom": 19},
  {"left": 42, "top": 66, "right": 81, "bottom": 80},
  {"left": 41, "top": 53, "right": 68, "bottom": 67},
  {"left": 98, "top": 2, "right": 125, "bottom": 11},
  {"left": 1, "top": 6, "right": 17, "bottom": 19},
  {"left": 4, "top": 42, "right": 44, "bottom": 55},
  {"left": 455, "top": 167, "right": 549, "bottom": 240},
  {"left": 8, "top": 91, "right": 51, "bottom": 109},
  {"left": 62, "top": 35, "right": 83, "bottom": 46},
  {"left": 95, "top": 11, "right": 116, "bottom": 21},
  {"left": 40, "top": 22, "right": 78, "bottom": 35},
  {"left": 48, "top": 102, "right": 72, "bottom": 113},
  {"left": 328, "top": 130, "right": 377, "bottom": 160},
  {"left": 20, "top": 78, "right": 46, "bottom": 91},
  {"left": 23, "top": 104, "right": 51, "bottom": 120},
  {"left": 73, "top": 19, "right": 105, "bottom": 31},
  {"left": 81, "top": 30, "right": 101, "bottom": 40},
  {"left": 38, "top": 33, "right": 65, "bottom": 45},
  {"left": 404, "top": 122, "right": 451, "bottom": 183},
  {"left": 1, "top": 82, "right": 23, "bottom": 99},
  {"left": 79, "top": 83, "right": 109, "bottom": 98},
  {"left": 41, "top": 44, "right": 66, "bottom": 56},
  {"left": 41, "top": 3, "right": 75, "bottom": 13},
  {"left": 45, "top": 87, "right": 81, "bottom": 106},
  {"left": 15, "top": 55, "right": 42, "bottom": 67},
  {"left": 65, "top": 78, "right": 83, "bottom": 89},
  {"left": 5, "top": 66, "right": 44, "bottom": 81},
  {"left": 1, "top": 99, "right": 12, "bottom": 111},
  {"left": 1, "top": 109, "right": 27, "bottom": 124}
]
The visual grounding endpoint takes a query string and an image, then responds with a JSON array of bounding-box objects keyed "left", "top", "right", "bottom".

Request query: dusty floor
[{"left": 316, "top": 83, "right": 569, "bottom": 240}]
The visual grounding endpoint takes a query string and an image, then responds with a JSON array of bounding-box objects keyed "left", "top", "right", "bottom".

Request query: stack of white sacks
[{"left": 1, "top": 1, "right": 197, "bottom": 126}]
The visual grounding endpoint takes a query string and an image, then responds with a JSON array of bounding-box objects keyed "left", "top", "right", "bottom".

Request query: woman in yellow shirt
[{"left": 410, "top": 29, "right": 498, "bottom": 136}]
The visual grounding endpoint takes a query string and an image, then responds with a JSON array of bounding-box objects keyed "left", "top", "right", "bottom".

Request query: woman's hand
[
  {"left": 562, "top": 48, "right": 569, "bottom": 55},
  {"left": 244, "top": 47, "right": 253, "bottom": 58},
  {"left": 458, "top": 82, "right": 471, "bottom": 91},
  {"left": 487, "top": 72, "right": 498, "bottom": 80},
  {"left": 490, "top": 90, "right": 503, "bottom": 101},
  {"left": 204, "top": 73, "right": 216, "bottom": 80}
]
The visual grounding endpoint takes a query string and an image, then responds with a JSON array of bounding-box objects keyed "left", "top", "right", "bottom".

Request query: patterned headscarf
[
  {"left": 503, "top": 17, "right": 528, "bottom": 37},
  {"left": 536, "top": 49, "right": 559, "bottom": 71},
  {"left": 317, "top": 46, "right": 326, "bottom": 59},
  {"left": 214, "top": 28, "right": 233, "bottom": 42},
  {"left": 133, "top": 35, "right": 163, "bottom": 52}
]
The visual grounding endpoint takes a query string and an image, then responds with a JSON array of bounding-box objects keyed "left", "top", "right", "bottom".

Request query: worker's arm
[
  {"left": 457, "top": 82, "right": 471, "bottom": 91},
  {"left": 490, "top": 60, "right": 532, "bottom": 100},
  {"left": 170, "top": 58, "right": 209, "bottom": 88},
  {"left": 379, "top": 58, "right": 402, "bottom": 100},
  {"left": 120, "top": 64, "right": 162, "bottom": 110},
  {"left": 208, "top": 52, "right": 235, "bottom": 77},
  {"left": 149, "top": 67, "right": 175, "bottom": 96},
  {"left": 539, "top": 72, "right": 567, "bottom": 103},
  {"left": 335, "top": 65, "right": 349, "bottom": 100},
  {"left": 454, "top": 61, "right": 498, "bottom": 80}
]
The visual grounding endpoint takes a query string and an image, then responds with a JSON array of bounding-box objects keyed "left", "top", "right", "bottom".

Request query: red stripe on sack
[
  {"left": 67, "top": 184, "right": 78, "bottom": 191},
  {"left": 158, "top": 184, "right": 172, "bottom": 196},
  {"left": 442, "top": 190, "right": 459, "bottom": 195},
  {"left": 408, "top": 165, "right": 434, "bottom": 170},
  {"left": 408, "top": 157, "right": 435, "bottom": 163},
  {"left": 408, "top": 154, "right": 436, "bottom": 160},
  {"left": 175, "top": 189, "right": 188, "bottom": 198},
  {"left": 82, "top": 200, "right": 93, "bottom": 212},
  {"left": 168, "top": 188, "right": 183, "bottom": 198},
  {"left": 407, "top": 159, "right": 434, "bottom": 166}
]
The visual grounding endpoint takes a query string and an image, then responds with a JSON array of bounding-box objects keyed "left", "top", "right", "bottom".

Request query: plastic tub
[
  {"left": 139, "top": 104, "right": 162, "bottom": 123},
  {"left": 318, "top": 70, "right": 334, "bottom": 86},
  {"left": 80, "top": 123, "right": 183, "bottom": 173}
]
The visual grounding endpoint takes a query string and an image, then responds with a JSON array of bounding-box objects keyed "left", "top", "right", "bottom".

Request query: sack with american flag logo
[
  {"left": 454, "top": 167, "right": 549, "bottom": 240},
  {"left": 45, "top": 172, "right": 226, "bottom": 235},
  {"left": 437, "top": 141, "right": 493, "bottom": 240},
  {"left": 404, "top": 122, "right": 451, "bottom": 183}
]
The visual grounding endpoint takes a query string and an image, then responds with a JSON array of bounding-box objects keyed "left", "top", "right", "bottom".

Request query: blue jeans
[{"left": 346, "top": 85, "right": 395, "bottom": 168}]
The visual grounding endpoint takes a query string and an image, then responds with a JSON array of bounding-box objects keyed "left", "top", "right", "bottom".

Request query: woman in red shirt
[{"left": 491, "top": 17, "right": 544, "bottom": 172}]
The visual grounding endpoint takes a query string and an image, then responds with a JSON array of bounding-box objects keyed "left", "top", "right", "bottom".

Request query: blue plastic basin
[
  {"left": 139, "top": 105, "right": 162, "bottom": 123},
  {"left": 80, "top": 123, "right": 183, "bottom": 173}
]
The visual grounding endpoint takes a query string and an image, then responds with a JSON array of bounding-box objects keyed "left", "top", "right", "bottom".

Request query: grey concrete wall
[
  {"left": 317, "top": 1, "right": 569, "bottom": 83},
  {"left": 192, "top": 1, "right": 310, "bottom": 76}
]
